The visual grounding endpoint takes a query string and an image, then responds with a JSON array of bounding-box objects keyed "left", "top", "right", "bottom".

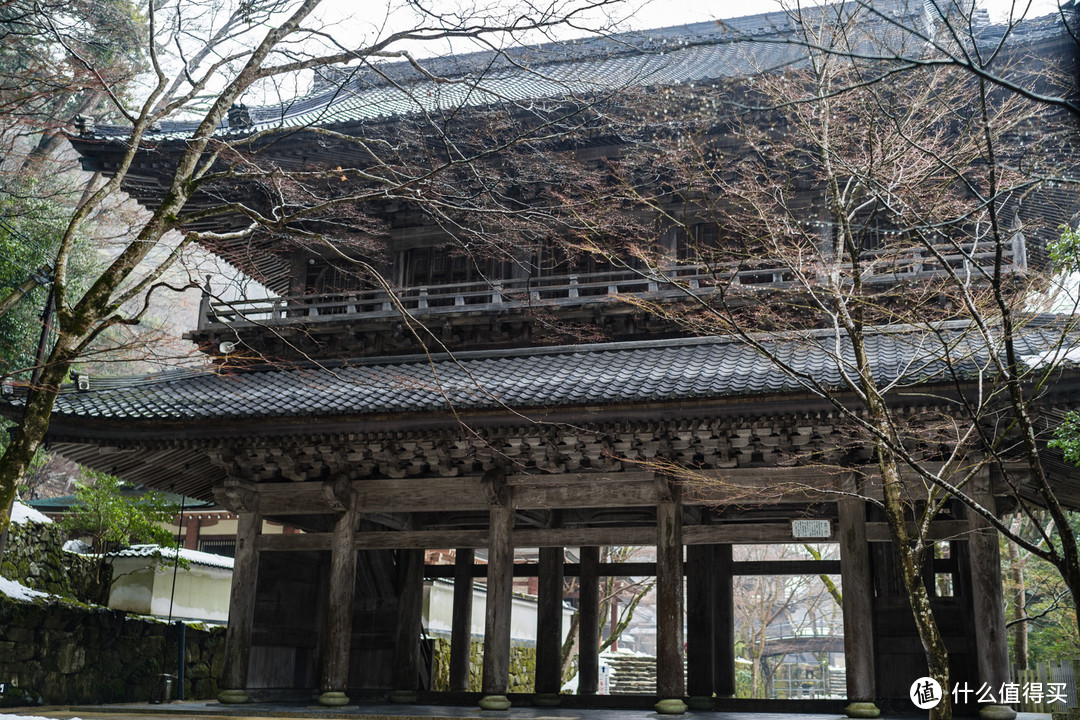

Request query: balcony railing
[
  {"left": 196, "top": 240, "right": 1020, "bottom": 333},
  {"left": 197, "top": 265, "right": 739, "bottom": 331}
]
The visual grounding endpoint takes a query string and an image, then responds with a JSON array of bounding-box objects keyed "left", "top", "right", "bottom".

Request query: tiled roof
[
  {"left": 80, "top": 0, "right": 1030, "bottom": 142},
  {"left": 107, "top": 544, "right": 234, "bottom": 570},
  {"left": 14, "top": 322, "right": 1073, "bottom": 423}
]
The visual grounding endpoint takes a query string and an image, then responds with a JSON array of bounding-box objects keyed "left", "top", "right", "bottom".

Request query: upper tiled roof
[
  {"left": 13, "top": 321, "right": 1074, "bottom": 424},
  {"left": 82, "top": 0, "right": 1049, "bottom": 142}
]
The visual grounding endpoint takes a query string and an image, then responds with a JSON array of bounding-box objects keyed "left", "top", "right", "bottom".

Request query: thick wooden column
[
  {"left": 713, "top": 544, "right": 735, "bottom": 698},
  {"left": 391, "top": 548, "right": 425, "bottom": 702},
  {"left": 217, "top": 496, "right": 261, "bottom": 704},
  {"left": 450, "top": 548, "right": 475, "bottom": 692},
  {"left": 577, "top": 545, "right": 600, "bottom": 695},
  {"left": 686, "top": 543, "right": 714, "bottom": 710},
  {"left": 318, "top": 495, "right": 359, "bottom": 706},
  {"left": 655, "top": 492, "right": 686, "bottom": 714},
  {"left": 969, "top": 469, "right": 1015, "bottom": 720},
  {"left": 838, "top": 488, "right": 879, "bottom": 719},
  {"left": 480, "top": 499, "right": 514, "bottom": 710},
  {"left": 535, "top": 545, "right": 565, "bottom": 703}
]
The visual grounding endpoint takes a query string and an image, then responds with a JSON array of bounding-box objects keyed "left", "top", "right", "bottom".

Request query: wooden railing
[
  {"left": 196, "top": 241, "right": 1020, "bottom": 332},
  {"left": 198, "top": 265, "right": 739, "bottom": 330}
]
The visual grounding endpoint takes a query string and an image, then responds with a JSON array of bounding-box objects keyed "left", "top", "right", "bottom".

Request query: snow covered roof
[
  {"left": 107, "top": 544, "right": 234, "bottom": 570},
  {"left": 11, "top": 500, "right": 52, "bottom": 525}
]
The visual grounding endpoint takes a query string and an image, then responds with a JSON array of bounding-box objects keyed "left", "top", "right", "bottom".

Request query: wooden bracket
[
  {"left": 214, "top": 479, "right": 259, "bottom": 515},
  {"left": 321, "top": 477, "right": 355, "bottom": 513},
  {"left": 482, "top": 467, "right": 509, "bottom": 506}
]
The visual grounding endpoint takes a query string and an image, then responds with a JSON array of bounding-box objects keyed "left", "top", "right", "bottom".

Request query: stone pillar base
[
  {"left": 317, "top": 691, "right": 350, "bottom": 706},
  {"left": 844, "top": 701, "right": 881, "bottom": 718},
  {"left": 388, "top": 690, "right": 417, "bottom": 704},
  {"left": 654, "top": 698, "right": 687, "bottom": 714},
  {"left": 217, "top": 689, "right": 250, "bottom": 704},
  {"left": 479, "top": 695, "right": 512, "bottom": 710},
  {"left": 978, "top": 706, "right": 1017, "bottom": 720},
  {"left": 686, "top": 696, "right": 714, "bottom": 711},
  {"left": 534, "top": 693, "right": 561, "bottom": 707}
]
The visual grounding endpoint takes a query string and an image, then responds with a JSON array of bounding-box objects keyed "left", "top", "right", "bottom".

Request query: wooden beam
[
  {"left": 244, "top": 467, "right": 936, "bottom": 519},
  {"left": 423, "top": 559, "right": 840, "bottom": 579},
  {"left": 656, "top": 497, "right": 685, "bottom": 700},
  {"left": 578, "top": 546, "right": 600, "bottom": 695},
  {"left": 318, "top": 501, "right": 359, "bottom": 704},
  {"left": 393, "top": 548, "right": 425, "bottom": 694},
  {"left": 535, "top": 546, "right": 565, "bottom": 696},
  {"left": 219, "top": 509, "right": 261, "bottom": 702},
  {"left": 256, "top": 522, "right": 861, "bottom": 553},
  {"left": 839, "top": 492, "right": 876, "bottom": 708},
  {"left": 686, "top": 543, "right": 714, "bottom": 700},
  {"left": 968, "top": 468, "right": 1011, "bottom": 703},
  {"left": 864, "top": 520, "right": 970, "bottom": 542},
  {"left": 714, "top": 544, "right": 735, "bottom": 698},
  {"left": 449, "top": 548, "right": 475, "bottom": 693},
  {"left": 481, "top": 502, "right": 513, "bottom": 697}
]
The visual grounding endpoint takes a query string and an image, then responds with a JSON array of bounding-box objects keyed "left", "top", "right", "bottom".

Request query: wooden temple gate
[{"left": 207, "top": 459, "right": 1013, "bottom": 716}]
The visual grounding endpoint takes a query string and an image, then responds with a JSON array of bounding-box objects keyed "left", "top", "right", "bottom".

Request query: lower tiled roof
[{"left": 14, "top": 323, "right": 1074, "bottom": 423}]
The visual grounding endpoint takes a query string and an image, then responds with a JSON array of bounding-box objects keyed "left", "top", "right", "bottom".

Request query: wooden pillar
[
  {"left": 449, "top": 548, "right": 475, "bottom": 692},
  {"left": 318, "top": 497, "right": 359, "bottom": 706},
  {"left": 713, "top": 544, "right": 735, "bottom": 698},
  {"left": 217, "top": 501, "right": 261, "bottom": 704},
  {"left": 535, "top": 545, "right": 565, "bottom": 703},
  {"left": 969, "top": 469, "right": 1015, "bottom": 720},
  {"left": 838, "top": 488, "right": 879, "bottom": 719},
  {"left": 577, "top": 545, "right": 600, "bottom": 695},
  {"left": 480, "top": 500, "right": 514, "bottom": 710},
  {"left": 685, "top": 543, "right": 714, "bottom": 709},
  {"left": 655, "top": 494, "right": 686, "bottom": 714},
  {"left": 391, "top": 548, "right": 425, "bottom": 702}
]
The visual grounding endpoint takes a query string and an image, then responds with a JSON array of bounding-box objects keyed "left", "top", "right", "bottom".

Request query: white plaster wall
[
  {"left": 107, "top": 558, "right": 156, "bottom": 615},
  {"left": 107, "top": 557, "right": 232, "bottom": 622},
  {"left": 149, "top": 564, "right": 232, "bottom": 622}
]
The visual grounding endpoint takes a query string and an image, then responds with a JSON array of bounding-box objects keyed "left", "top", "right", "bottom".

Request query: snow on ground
[
  {"left": 0, "top": 576, "right": 52, "bottom": 603},
  {"left": 10, "top": 501, "right": 51, "bottom": 525}
]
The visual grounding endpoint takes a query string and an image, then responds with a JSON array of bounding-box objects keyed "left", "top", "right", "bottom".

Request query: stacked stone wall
[
  {"left": 429, "top": 638, "right": 537, "bottom": 692},
  {"left": 0, "top": 522, "right": 107, "bottom": 604},
  {"left": 0, "top": 595, "right": 224, "bottom": 707}
]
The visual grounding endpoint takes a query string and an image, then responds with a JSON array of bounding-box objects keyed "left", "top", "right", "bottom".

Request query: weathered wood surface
[
  {"left": 578, "top": 545, "right": 600, "bottom": 695},
  {"left": 449, "top": 548, "right": 475, "bottom": 692},
  {"left": 257, "top": 522, "right": 843, "bottom": 553},
  {"left": 968, "top": 469, "right": 1011, "bottom": 691},
  {"left": 421, "top": 558, "right": 839, "bottom": 579},
  {"left": 393, "top": 548, "right": 425, "bottom": 691},
  {"left": 481, "top": 502, "right": 514, "bottom": 695},
  {"left": 839, "top": 492, "right": 875, "bottom": 703},
  {"left": 864, "top": 519, "right": 970, "bottom": 542},
  {"left": 685, "top": 542, "right": 714, "bottom": 699},
  {"left": 319, "top": 502, "right": 358, "bottom": 694},
  {"left": 714, "top": 544, "right": 735, "bottom": 697},
  {"left": 221, "top": 509, "right": 261, "bottom": 692},
  {"left": 535, "top": 546, "right": 565, "bottom": 695},
  {"left": 223, "top": 466, "right": 963, "bottom": 518},
  {"left": 655, "top": 497, "right": 685, "bottom": 699}
]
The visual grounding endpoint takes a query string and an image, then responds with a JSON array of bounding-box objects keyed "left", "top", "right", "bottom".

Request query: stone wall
[
  {"left": 0, "top": 594, "right": 224, "bottom": 707},
  {"left": 0, "top": 521, "right": 107, "bottom": 604},
  {"left": 429, "top": 638, "right": 537, "bottom": 692}
]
